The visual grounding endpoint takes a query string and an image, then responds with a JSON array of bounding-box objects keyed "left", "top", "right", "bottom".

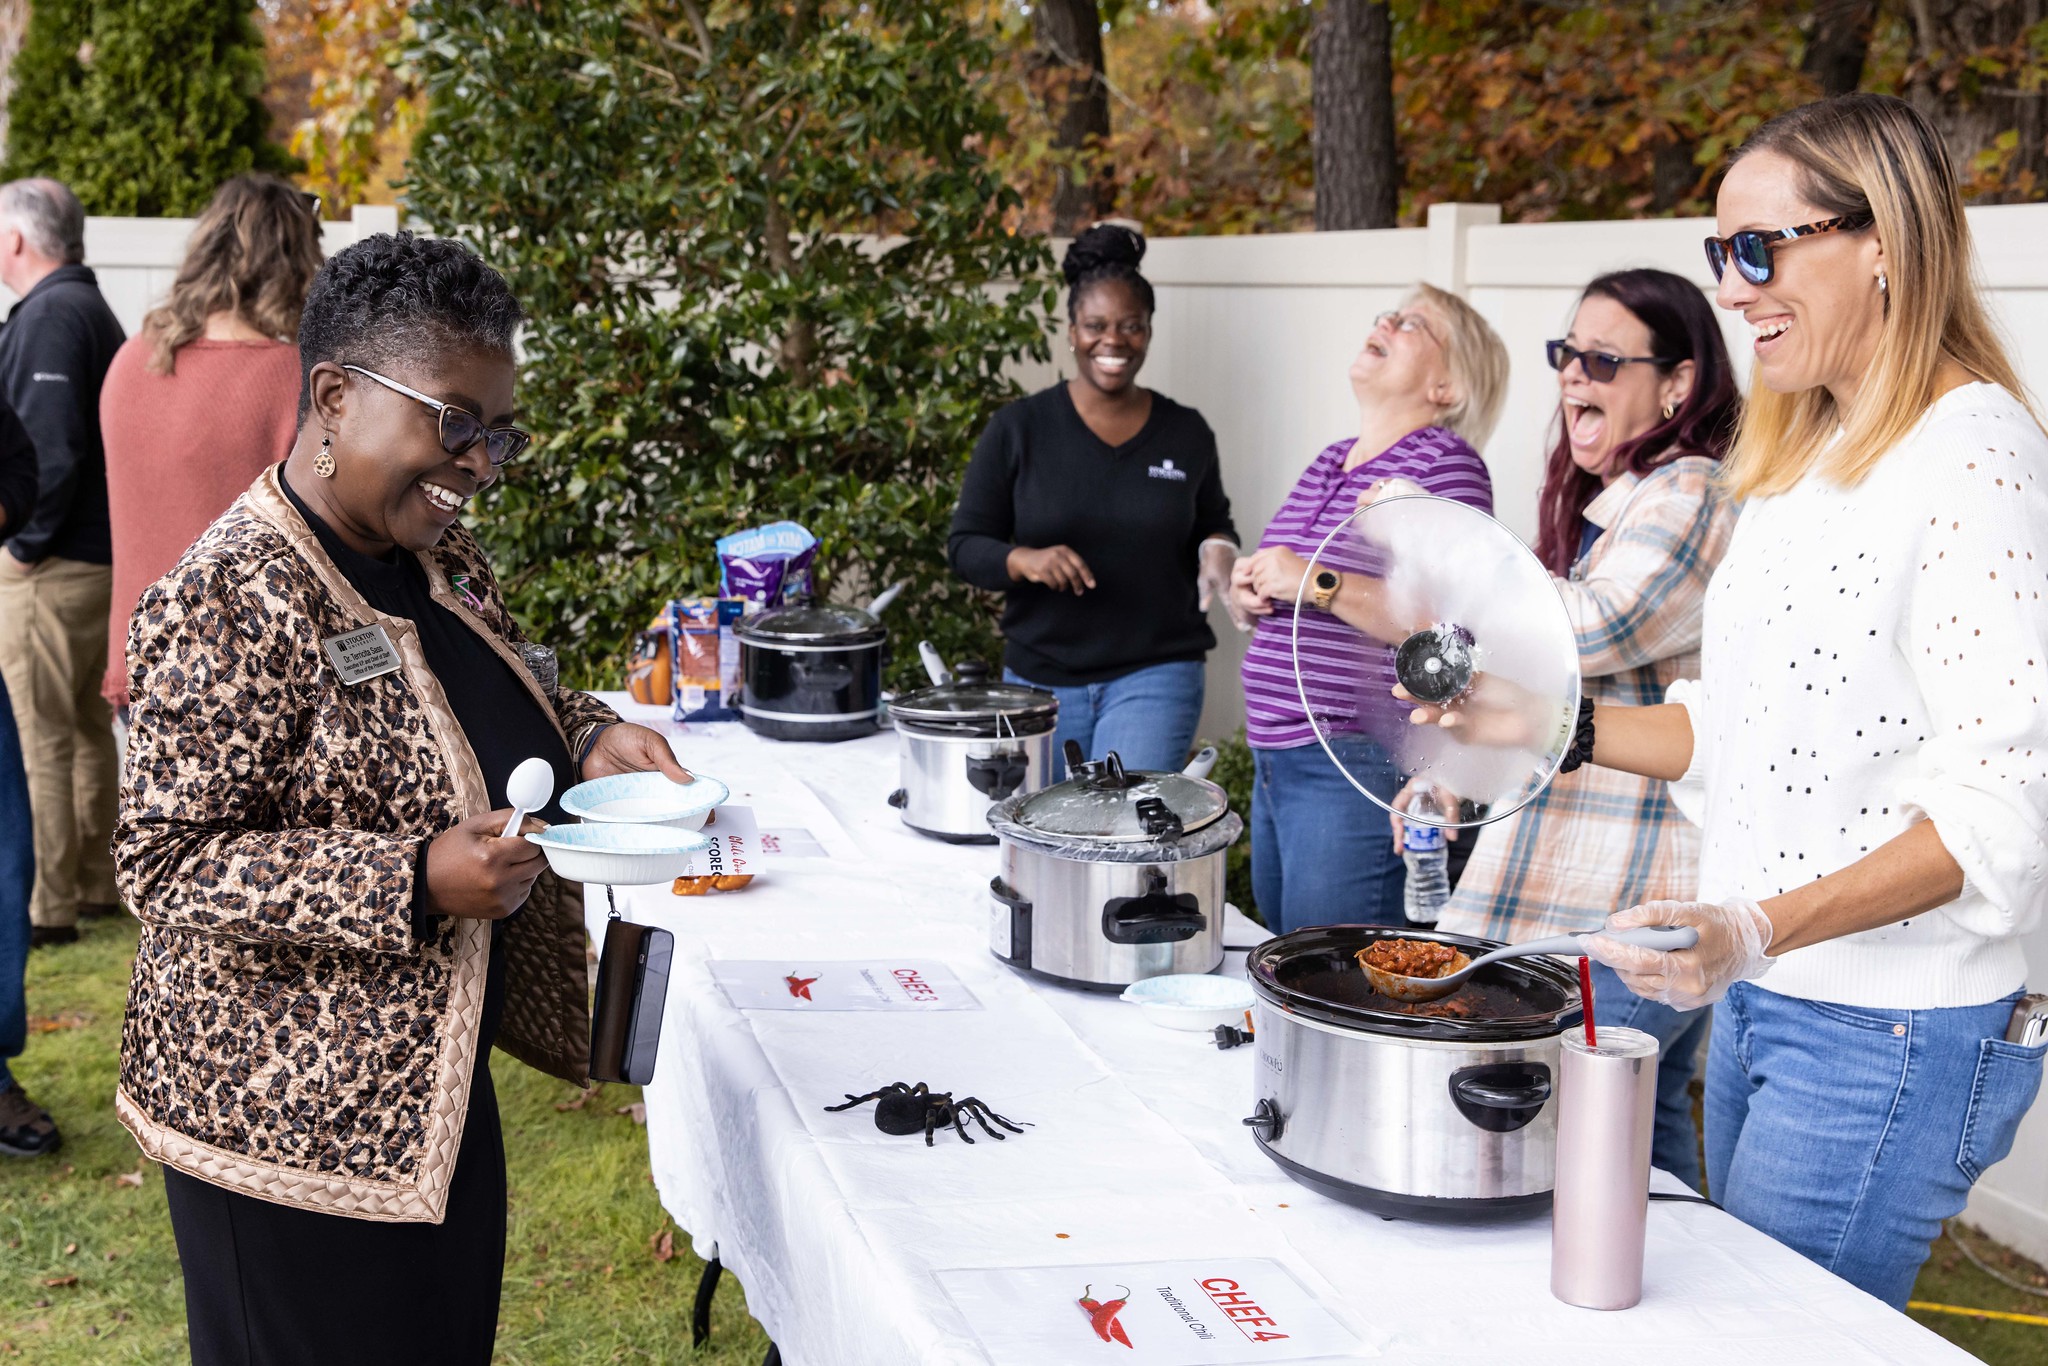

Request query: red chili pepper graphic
[
  {"left": 1078, "top": 1284, "right": 1133, "bottom": 1347},
  {"left": 784, "top": 974, "right": 818, "bottom": 1001}
]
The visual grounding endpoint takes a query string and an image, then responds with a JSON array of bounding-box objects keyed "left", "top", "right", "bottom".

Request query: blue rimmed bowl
[
  {"left": 560, "top": 771, "right": 730, "bottom": 831},
  {"left": 526, "top": 822, "right": 710, "bottom": 886},
  {"left": 1119, "top": 973, "right": 1257, "bottom": 1031}
]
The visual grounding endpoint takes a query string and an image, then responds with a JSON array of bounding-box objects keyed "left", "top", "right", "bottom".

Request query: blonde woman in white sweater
[{"left": 1414, "top": 94, "right": 2048, "bottom": 1306}]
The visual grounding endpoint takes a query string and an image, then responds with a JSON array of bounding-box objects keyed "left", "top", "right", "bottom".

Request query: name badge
[{"left": 322, "top": 624, "right": 402, "bottom": 686}]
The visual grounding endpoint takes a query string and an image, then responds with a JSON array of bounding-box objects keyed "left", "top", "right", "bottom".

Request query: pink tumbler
[{"left": 1550, "top": 1025, "right": 1658, "bottom": 1310}]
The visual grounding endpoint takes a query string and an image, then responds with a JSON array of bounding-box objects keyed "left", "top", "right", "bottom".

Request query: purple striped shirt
[{"left": 1241, "top": 428, "right": 1493, "bottom": 749}]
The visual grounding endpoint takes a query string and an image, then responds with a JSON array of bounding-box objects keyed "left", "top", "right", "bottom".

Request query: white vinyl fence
[{"left": 43, "top": 198, "right": 2048, "bottom": 1264}]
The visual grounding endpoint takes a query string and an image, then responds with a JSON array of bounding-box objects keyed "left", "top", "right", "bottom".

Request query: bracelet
[
  {"left": 1556, "top": 697, "right": 1596, "bottom": 774},
  {"left": 576, "top": 723, "right": 616, "bottom": 769}
]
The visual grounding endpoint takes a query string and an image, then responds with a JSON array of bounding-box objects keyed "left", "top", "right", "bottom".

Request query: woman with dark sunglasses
[
  {"left": 1398, "top": 268, "right": 1738, "bottom": 1193},
  {"left": 113, "top": 232, "right": 693, "bottom": 1365},
  {"left": 1417, "top": 95, "right": 2048, "bottom": 1307}
]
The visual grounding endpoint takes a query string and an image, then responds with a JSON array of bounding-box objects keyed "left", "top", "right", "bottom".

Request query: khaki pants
[{"left": 0, "top": 556, "right": 118, "bottom": 929}]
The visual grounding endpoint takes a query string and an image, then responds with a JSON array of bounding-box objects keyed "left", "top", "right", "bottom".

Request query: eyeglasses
[
  {"left": 1373, "top": 310, "right": 1442, "bottom": 348},
  {"left": 343, "top": 364, "right": 530, "bottom": 466},
  {"left": 1545, "top": 339, "right": 1680, "bottom": 384},
  {"left": 1703, "top": 215, "right": 1871, "bottom": 286}
]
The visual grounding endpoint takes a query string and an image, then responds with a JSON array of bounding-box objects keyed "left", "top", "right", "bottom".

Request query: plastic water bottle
[{"left": 1402, "top": 791, "right": 1451, "bottom": 924}]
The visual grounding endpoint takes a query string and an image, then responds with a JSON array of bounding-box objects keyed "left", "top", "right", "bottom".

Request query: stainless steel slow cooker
[
  {"left": 1243, "top": 926, "right": 1583, "bottom": 1223},
  {"left": 735, "top": 602, "right": 886, "bottom": 742},
  {"left": 987, "top": 744, "right": 1241, "bottom": 991},
  {"left": 888, "top": 659, "right": 1058, "bottom": 844}
]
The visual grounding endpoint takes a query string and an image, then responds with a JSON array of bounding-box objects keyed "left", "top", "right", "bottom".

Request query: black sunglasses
[
  {"left": 1545, "top": 339, "right": 1680, "bottom": 384},
  {"left": 343, "top": 364, "right": 531, "bottom": 466},
  {"left": 1703, "top": 215, "right": 1872, "bottom": 286}
]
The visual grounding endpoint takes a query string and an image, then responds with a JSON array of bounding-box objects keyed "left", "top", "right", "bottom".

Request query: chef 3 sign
[{"left": 937, "top": 1259, "right": 1366, "bottom": 1363}]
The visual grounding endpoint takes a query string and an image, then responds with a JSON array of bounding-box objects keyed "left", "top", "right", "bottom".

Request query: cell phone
[{"left": 2006, "top": 993, "right": 2048, "bottom": 1047}]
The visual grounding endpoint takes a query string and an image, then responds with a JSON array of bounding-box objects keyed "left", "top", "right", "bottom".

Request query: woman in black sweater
[{"left": 948, "top": 224, "right": 1237, "bottom": 776}]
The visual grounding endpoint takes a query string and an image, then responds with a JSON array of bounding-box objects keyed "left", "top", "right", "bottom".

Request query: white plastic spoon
[{"left": 501, "top": 757, "right": 556, "bottom": 839}]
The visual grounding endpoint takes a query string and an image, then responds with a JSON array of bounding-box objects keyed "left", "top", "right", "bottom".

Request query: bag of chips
[
  {"left": 669, "top": 597, "right": 745, "bottom": 721},
  {"left": 716, "top": 521, "right": 817, "bottom": 608}
]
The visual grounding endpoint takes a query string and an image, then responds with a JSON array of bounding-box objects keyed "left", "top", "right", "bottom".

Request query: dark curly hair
[
  {"left": 1062, "top": 222, "right": 1154, "bottom": 322},
  {"left": 296, "top": 231, "right": 523, "bottom": 421}
]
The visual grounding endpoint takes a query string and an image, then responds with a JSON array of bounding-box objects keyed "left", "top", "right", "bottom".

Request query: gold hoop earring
[{"left": 314, "top": 435, "right": 335, "bottom": 479}]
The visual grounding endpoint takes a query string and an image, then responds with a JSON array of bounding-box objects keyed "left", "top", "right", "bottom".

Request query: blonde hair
[
  {"left": 1723, "top": 94, "right": 2036, "bottom": 499},
  {"left": 1410, "top": 282, "right": 1510, "bottom": 447},
  {"left": 142, "top": 175, "right": 325, "bottom": 375}
]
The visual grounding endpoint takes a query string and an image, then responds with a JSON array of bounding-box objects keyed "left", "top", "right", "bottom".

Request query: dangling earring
[
  {"left": 1662, "top": 402, "right": 1676, "bottom": 421},
  {"left": 1878, "top": 272, "right": 1888, "bottom": 294},
  {"left": 314, "top": 435, "right": 335, "bottom": 479}
]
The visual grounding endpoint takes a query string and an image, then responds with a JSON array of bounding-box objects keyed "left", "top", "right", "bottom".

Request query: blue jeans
[
  {"left": 1005, "top": 660, "right": 1204, "bottom": 777},
  {"left": 1588, "top": 959, "right": 1707, "bottom": 1191},
  {"left": 1250, "top": 738, "right": 1406, "bottom": 934},
  {"left": 0, "top": 672, "right": 37, "bottom": 1092},
  {"left": 1706, "top": 980, "right": 2046, "bottom": 1307}
]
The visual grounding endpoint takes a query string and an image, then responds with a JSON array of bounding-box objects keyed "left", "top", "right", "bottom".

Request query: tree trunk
[
  {"left": 1905, "top": 0, "right": 2048, "bottom": 203},
  {"left": 1801, "top": 0, "right": 1880, "bottom": 97},
  {"left": 1029, "top": 0, "right": 1112, "bottom": 234},
  {"left": 1312, "top": 0, "right": 1398, "bottom": 230}
]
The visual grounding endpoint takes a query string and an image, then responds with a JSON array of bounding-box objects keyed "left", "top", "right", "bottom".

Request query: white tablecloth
[{"left": 585, "top": 697, "right": 1973, "bottom": 1366}]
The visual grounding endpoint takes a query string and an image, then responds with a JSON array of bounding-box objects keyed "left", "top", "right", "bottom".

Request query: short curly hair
[{"left": 296, "top": 231, "right": 523, "bottom": 421}]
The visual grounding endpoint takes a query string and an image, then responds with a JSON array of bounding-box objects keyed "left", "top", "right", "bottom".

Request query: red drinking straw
[{"left": 1577, "top": 955, "right": 1598, "bottom": 1048}]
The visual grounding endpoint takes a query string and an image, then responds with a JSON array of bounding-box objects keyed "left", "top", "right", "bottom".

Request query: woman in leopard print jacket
[{"left": 115, "top": 233, "right": 694, "bottom": 1366}]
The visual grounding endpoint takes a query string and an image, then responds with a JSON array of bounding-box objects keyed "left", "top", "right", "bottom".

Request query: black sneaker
[
  {"left": 29, "top": 925, "right": 79, "bottom": 950},
  {"left": 0, "top": 1084, "right": 60, "bottom": 1157},
  {"left": 78, "top": 901, "right": 124, "bottom": 920}
]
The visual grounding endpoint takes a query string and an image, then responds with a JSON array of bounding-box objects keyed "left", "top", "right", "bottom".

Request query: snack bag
[
  {"left": 670, "top": 597, "right": 745, "bottom": 721},
  {"left": 625, "top": 612, "right": 672, "bottom": 705},
  {"left": 716, "top": 522, "right": 818, "bottom": 608}
]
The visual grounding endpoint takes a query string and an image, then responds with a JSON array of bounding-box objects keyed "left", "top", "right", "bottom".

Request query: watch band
[{"left": 1310, "top": 570, "right": 1342, "bottom": 612}]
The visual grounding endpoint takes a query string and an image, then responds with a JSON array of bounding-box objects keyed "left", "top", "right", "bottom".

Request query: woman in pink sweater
[{"left": 100, "top": 174, "right": 325, "bottom": 710}]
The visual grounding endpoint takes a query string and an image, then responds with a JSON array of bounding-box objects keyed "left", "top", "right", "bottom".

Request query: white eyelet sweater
[{"left": 1668, "top": 383, "right": 2048, "bottom": 1009}]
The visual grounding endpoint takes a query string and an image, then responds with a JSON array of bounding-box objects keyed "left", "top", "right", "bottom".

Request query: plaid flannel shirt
[{"left": 1435, "top": 455, "right": 1736, "bottom": 942}]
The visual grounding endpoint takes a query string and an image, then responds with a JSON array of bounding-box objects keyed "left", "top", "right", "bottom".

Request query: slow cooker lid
[
  {"left": 736, "top": 602, "right": 886, "bottom": 644},
  {"left": 1009, "top": 752, "right": 1229, "bottom": 843},
  {"left": 1248, "top": 926, "right": 1581, "bottom": 1043},
  {"left": 890, "top": 681, "right": 1058, "bottom": 730}
]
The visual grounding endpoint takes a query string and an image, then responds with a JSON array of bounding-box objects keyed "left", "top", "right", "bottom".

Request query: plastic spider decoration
[{"left": 824, "top": 1082, "right": 1029, "bottom": 1147}]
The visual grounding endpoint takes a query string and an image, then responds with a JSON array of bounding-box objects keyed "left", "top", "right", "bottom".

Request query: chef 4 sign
[{"left": 938, "top": 1258, "right": 1366, "bottom": 1364}]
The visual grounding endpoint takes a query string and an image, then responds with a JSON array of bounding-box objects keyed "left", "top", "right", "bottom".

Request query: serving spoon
[
  {"left": 500, "top": 756, "right": 557, "bottom": 839},
  {"left": 1358, "top": 925, "right": 1699, "bottom": 1003}
]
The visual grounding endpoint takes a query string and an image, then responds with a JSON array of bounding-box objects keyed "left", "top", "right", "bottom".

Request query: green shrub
[
  {"left": 2, "top": 0, "right": 297, "bottom": 214},
  {"left": 1205, "top": 726, "right": 1260, "bottom": 925},
  {"left": 404, "top": 1, "right": 1057, "bottom": 689}
]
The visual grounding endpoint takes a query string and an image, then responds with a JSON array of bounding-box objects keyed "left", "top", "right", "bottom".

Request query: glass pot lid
[
  {"left": 1008, "top": 751, "right": 1229, "bottom": 843},
  {"left": 889, "top": 680, "right": 1058, "bottom": 728},
  {"left": 1289, "top": 494, "right": 1581, "bottom": 830},
  {"left": 735, "top": 602, "right": 885, "bottom": 645}
]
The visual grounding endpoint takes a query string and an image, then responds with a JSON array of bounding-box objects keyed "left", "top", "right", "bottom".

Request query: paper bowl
[
  {"left": 1119, "top": 974, "right": 1257, "bottom": 1032},
  {"left": 560, "top": 771, "right": 730, "bottom": 831},
  {"left": 526, "top": 822, "right": 710, "bottom": 886}
]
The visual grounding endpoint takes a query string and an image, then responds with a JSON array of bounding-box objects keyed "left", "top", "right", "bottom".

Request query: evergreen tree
[{"left": 3, "top": 0, "right": 298, "bottom": 215}]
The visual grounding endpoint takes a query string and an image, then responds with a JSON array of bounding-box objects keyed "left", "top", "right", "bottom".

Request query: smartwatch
[{"left": 1310, "top": 568, "right": 1342, "bottom": 612}]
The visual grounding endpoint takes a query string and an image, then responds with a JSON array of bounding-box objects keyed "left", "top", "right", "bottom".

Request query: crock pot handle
[
  {"left": 966, "top": 751, "right": 1029, "bottom": 799},
  {"left": 1449, "top": 1062, "right": 1553, "bottom": 1135}
]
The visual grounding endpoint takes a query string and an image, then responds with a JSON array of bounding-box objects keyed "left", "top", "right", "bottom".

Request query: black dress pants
[{"left": 163, "top": 1064, "right": 507, "bottom": 1366}]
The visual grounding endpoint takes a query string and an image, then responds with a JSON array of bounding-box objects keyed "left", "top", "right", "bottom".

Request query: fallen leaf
[
  {"left": 650, "top": 1229, "right": 675, "bottom": 1263},
  {"left": 616, "top": 1102, "right": 646, "bottom": 1124},
  {"left": 43, "top": 1276, "right": 77, "bottom": 1288},
  {"left": 554, "top": 1085, "right": 602, "bottom": 1113},
  {"left": 27, "top": 1011, "right": 89, "bottom": 1033},
  {"left": 63, "top": 1242, "right": 77, "bottom": 1255},
  {"left": 104, "top": 1251, "right": 117, "bottom": 1262},
  {"left": 114, "top": 1169, "right": 143, "bottom": 1189}
]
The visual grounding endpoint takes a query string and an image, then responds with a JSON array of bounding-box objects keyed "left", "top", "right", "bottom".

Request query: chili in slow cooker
[{"left": 1358, "top": 938, "right": 1465, "bottom": 979}]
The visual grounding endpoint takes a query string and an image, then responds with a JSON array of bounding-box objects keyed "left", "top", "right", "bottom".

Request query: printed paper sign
[
  {"left": 936, "top": 1259, "right": 1366, "bottom": 1364},
  {"left": 710, "top": 960, "right": 983, "bottom": 1012},
  {"left": 671, "top": 805, "right": 828, "bottom": 878}
]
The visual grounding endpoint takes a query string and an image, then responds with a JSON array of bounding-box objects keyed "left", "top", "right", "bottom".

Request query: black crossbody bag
[{"left": 588, "top": 889, "right": 674, "bottom": 1085}]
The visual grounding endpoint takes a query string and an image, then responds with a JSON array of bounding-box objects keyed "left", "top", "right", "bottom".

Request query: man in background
[
  {"left": 0, "top": 178, "right": 125, "bottom": 952},
  {"left": 0, "top": 396, "right": 51, "bottom": 1155}
]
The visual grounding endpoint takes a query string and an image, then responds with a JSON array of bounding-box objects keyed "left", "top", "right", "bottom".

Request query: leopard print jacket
[{"left": 115, "top": 466, "right": 617, "bottom": 1224}]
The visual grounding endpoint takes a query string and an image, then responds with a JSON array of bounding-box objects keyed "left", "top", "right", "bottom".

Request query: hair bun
[{"left": 1062, "top": 221, "right": 1147, "bottom": 288}]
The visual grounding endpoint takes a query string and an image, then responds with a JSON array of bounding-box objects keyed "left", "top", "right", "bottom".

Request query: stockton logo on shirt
[{"left": 1147, "top": 457, "right": 1188, "bottom": 482}]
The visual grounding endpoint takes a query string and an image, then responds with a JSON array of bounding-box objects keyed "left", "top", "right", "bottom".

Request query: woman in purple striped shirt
[{"left": 1229, "top": 285, "right": 1507, "bottom": 932}]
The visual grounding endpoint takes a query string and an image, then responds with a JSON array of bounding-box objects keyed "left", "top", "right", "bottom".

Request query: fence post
[
  {"left": 349, "top": 202, "right": 402, "bottom": 242},
  {"left": 1423, "top": 202, "right": 1500, "bottom": 298}
]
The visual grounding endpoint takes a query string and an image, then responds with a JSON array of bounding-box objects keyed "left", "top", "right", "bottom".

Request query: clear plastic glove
[
  {"left": 1583, "top": 897, "right": 1776, "bottom": 1011},
  {"left": 1199, "top": 540, "right": 1249, "bottom": 630}
]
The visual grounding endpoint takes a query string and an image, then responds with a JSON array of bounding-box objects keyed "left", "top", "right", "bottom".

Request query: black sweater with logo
[
  {"left": 948, "top": 383, "right": 1236, "bottom": 686},
  {"left": 0, "top": 265, "right": 126, "bottom": 565}
]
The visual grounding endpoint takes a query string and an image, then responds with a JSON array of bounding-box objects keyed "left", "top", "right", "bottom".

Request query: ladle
[
  {"left": 500, "top": 756, "right": 557, "bottom": 839},
  {"left": 1359, "top": 925, "right": 1698, "bottom": 1003}
]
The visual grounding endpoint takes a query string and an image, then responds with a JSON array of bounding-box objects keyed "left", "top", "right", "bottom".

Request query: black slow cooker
[{"left": 735, "top": 602, "right": 886, "bottom": 742}]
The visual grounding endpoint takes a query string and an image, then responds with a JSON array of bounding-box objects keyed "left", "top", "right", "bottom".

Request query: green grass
[
  {"left": 1, "top": 916, "right": 769, "bottom": 1365},
  {"left": 9, "top": 919, "right": 2048, "bottom": 1364}
]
